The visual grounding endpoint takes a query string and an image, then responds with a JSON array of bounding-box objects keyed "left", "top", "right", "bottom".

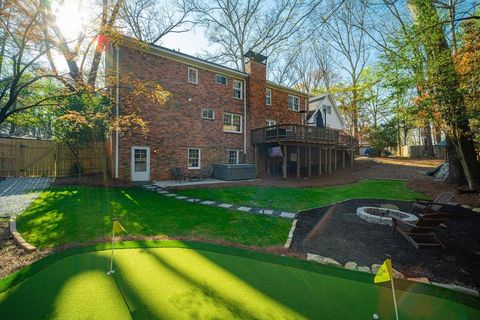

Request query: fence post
[
  {"left": 55, "top": 142, "right": 60, "bottom": 177},
  {"left": 15, "top": 141, "right": 21, "bottom": 176}
]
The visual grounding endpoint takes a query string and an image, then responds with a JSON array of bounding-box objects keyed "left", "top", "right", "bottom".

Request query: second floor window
[
  {"left": 265, "top": 88, "right": 272, "bottom": 105},
  {"left": 223, "top": 113, "right": 242, "bottom": 133},
  {"left": 288, "top": 95, "right": 300, "bottom": 111},
  {"left": 215, "top": 74, "right": 227, "bottom": 85},
  {"left": 233, "top": 80, "right": 243, "bottom": 99},
  {"left": 201, "top": 108, "right": 215, "bottom": 120},
  {"left": 188, "top": 67, "right": 198, "bottom": 84}
]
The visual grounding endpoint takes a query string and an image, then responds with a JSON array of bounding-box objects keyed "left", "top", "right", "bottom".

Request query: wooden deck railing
[{"left": 251, "top": 124, "right": 355, "bottom": 147}]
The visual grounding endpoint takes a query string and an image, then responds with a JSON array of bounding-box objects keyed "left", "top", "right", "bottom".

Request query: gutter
[{"left": 243, "top": 78, "right": 247, "bottom": 156}]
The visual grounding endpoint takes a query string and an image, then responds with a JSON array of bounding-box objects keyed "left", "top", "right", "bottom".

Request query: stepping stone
[
  {"left": 201, "top": 201, "right": 215, "bottom": 205},
  {"left": 218, "top": 203, "right": 233, "bottom": 208},
  {"left": 237, "top": 206, "right": 252, "bottom": 212},
  {"left": 157, "top": 190, "right": 168, "bottom": 194},
  {"left": 186, "top": 199, "right": 196, "bottom": 202},
  {"left": 280, "top": 212, "right": 296, "bottom": 219},
  {"left": 176, "top": 196, "right": 187, "bottom": 200},
  {"left": 260, "top": 209, "right": 273, "bottom": 215},
  {"left": 165, "top": 193, "right": 177, "bottom": 197}
]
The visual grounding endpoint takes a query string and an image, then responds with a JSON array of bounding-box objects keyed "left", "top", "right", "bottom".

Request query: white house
[{"left": 307, "top": 93, "right": 345, "bottom": 131}]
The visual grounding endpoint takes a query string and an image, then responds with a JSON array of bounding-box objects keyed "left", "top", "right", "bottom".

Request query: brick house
[{"left": 107, "top": 40, "right": 354, "bottom": 181}]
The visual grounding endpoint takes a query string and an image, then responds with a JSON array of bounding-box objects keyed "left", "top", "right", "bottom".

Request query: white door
[{"left": 131, "top": 146, "right": 150, "bottom": 181}]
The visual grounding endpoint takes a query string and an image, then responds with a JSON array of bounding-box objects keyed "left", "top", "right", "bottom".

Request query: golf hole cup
[{"left": 373, "top": 313, "right": 380, "bottom": 319}]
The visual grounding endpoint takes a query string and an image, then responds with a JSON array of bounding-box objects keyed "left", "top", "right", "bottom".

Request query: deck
[{"left": 251, "top": 124, "right": 355, "bottom": 148}]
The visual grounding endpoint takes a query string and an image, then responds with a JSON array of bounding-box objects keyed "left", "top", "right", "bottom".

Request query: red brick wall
[
  {"left": 116, "top": 46, "right": 246, "bottom": 180},
  {"left": 246, "top": 59, "right": 307, "bottom": 130}
]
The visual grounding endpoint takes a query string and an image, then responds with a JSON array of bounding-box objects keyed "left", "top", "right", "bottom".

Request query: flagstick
[
  {"left": 390, "top": 276, "right": 399, "bottom": 320},
  {"left": 107, "top": 224, "right": 115, "bottom": 275}
]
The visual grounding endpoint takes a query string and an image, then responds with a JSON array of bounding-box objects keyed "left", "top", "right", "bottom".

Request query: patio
[{"left": 153, "top": 178, "right": 258, "bottom": 189}]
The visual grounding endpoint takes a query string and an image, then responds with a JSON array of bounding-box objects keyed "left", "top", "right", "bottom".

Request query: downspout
[
  {"left": 243, "top": 78, "right": 247, "bottom": 157},
  {"left": 115, "top": 46, "right": 120, "bottom": 178}
]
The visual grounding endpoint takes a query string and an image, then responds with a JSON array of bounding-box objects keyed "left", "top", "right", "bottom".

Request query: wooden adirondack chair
[
  {"left": 391, "top": 214, "right": 448, "bottom": 249},
  {"left": 411, "top": 191, "right": 457, "bottom": 215}
]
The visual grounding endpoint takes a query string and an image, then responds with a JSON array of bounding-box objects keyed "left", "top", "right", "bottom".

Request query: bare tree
[
  {"left": 194, "top": 0, "right": 323, "bottom": 71},
  {"left": 319, "top": 0, "right": 370, "bottom": 148},
  {"left": 119, "top": 0, "right": 195, "bottom": 44}
]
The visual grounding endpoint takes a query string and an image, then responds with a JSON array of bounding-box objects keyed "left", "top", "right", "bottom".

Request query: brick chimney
[{"left": 245, "top": 50, "right": 268, "bottom": 137}]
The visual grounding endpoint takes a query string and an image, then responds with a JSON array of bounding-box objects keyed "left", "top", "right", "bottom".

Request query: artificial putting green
[{"left": 0, "top": 241, "right": 478, "bottom": 320}]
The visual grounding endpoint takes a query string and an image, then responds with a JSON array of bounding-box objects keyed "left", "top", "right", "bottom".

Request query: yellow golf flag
[
  {"left": 374, "top": 259, "right": 393, "bottom": 283},
  {"left": 112, "top": 220, "right": 127, "bottom": 234}
]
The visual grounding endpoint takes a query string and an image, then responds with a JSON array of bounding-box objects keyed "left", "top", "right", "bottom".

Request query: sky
[{"left": 161, "top": 28, "right": 210, "bottom": 56}]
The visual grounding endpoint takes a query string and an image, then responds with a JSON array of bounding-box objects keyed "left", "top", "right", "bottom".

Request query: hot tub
[{"left": 213, "top": 164, "right": 256, "bottom": 181}]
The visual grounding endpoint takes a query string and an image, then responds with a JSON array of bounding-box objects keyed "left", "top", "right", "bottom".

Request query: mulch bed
[
  {"left": 292, "top": 199, "right": 480, "bottom": 290},
  {"left": 0, "top": 219, "right": 50, "bottom": 279}
]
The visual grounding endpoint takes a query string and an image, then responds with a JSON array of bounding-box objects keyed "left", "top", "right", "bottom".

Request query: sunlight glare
[{"left": 53, "top": 0, "right": 88, "bottom": 40}]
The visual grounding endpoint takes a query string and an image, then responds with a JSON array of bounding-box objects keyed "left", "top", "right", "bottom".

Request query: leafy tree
[{"left": 367, "top": 119, "right": 399, "bottom": 153}]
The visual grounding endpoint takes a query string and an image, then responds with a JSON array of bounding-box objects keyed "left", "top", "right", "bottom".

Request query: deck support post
[
  {"left": 342, "top": 149, "right": 346, "bottom": 169},
  {"left": 283, "top": 145, "right": 287, "bottom": 179},
  {"left": 334, "top": 148, "right": 337, "bottom": 171},
  {"left": 318, "top": 147, "right": 322, "bottom": 176},
  {"left": 324, "top": 148, "right": 328, "bottom": 173},
  {"left": 296, "top": 146, "right": 300, "bottom": 178},
  {"left": 308, "top": 146, "right": 312, "bottom": 177},
  {"left": 328, "top": 147, "right": 332, "bottom": 174},
  {"left": 350, "top": 148, "right": 354, "bottom": 167}
]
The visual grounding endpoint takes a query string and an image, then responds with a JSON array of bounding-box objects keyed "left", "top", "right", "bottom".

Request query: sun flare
[{"left": 53, "top": 0, "right": 89, "bottom": 40}]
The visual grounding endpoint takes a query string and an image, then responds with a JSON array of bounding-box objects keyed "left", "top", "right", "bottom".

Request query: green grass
[
  {"left": 16, "top": 186, "right": 291, "bottom": 248},
  {"left": 0, "top": 241, "right": 478, "bottom": 320},
  {"left": 177, "top": 179, "right": 429, "bottom": 211}
]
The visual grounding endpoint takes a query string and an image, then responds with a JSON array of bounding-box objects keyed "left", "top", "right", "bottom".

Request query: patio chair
[
  {"left": 411, "top": 191, "right": 457, "bottom": 215},
  {"left": 391, "top": 214, "right": 447, "bottom": 249},
  {"left": 200, "top": 166, "right": 214, "bottom": 179},
  {"left": 172, "top": 167, "right": 188, "bottom": 182}
]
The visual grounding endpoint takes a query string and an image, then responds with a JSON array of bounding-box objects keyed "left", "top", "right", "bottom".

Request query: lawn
[
  {"left": 16, "top": 186, "right": 291, "bottom": 248},
  {"left": 176, "top": 179, "right": 429, "bottom": 211},
  {"left": 0, "top": 242, "right": 477, "bottom": 320}
]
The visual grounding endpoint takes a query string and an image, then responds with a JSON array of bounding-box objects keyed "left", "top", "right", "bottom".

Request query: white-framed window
[
  {"left": 265, "top": 88, "right": 272, "bottom": 106},
  {"left": 215, "top": 74, "right": 227, "bottom": 85},
  {"left": 288, "top": 95, "right": 300, "bottom": 111},
  {"left": 233, "top": 80, "right": 243, "bottom": 99},
  {"left": 188, "top": 148, "right": 201, "bottom": 169},
  {"left": 188, "top": 67, "right": 198, "bottom": 84},
  {"left": 228, "top": 149, "right": 239, "bottom": 164},
  {"left": 266, "top": 119, "right": 276, "bottom": 127},
  {"left": 223, "top": 112, "right": 242, "bottom": 133},
  {"left": 201, "top": 108, "right": 215, "bottom": 120}
]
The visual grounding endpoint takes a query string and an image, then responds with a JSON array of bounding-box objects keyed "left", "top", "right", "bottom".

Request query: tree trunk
[
  {"left": 446, "top": 137, "right": 465, "bottom": 185},
  {"left": 423, "top": 124, "right": 435, "bottom": 157},
  {"left": 408, "top": 0, "right": 480, "bottom": 190}
]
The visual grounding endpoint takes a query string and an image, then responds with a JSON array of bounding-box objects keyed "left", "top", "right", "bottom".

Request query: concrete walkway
[
  {"left": 0, "top": 177, "right": 53, "bottom": 218},
  {"left": 142, "top": 184, "right": 296, "bottom": 219}
]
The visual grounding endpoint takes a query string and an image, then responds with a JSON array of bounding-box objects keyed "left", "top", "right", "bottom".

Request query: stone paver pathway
[
  {"left": 142, "top": 184, "right": 296, "bottom": 219},
  {"left": 0, "top": 177, "right": 53, "bottom": 218}
]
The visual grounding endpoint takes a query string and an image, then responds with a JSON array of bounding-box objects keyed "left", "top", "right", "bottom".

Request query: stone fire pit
[{"left": 356, "top": 206, "right": 418, "bottom": 226}]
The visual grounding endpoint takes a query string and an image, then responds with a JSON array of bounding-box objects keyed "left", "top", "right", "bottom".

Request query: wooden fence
[
  {"left": 395, "top": 145, "right": 446, "bottom": 159},
  {"left": 0, "top": 137, "right": 111, "bottom": 177}
]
